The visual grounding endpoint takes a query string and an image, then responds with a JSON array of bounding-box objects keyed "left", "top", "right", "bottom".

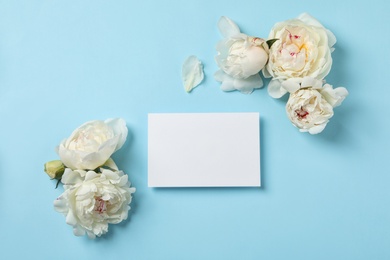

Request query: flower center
[
  {"left": 94, "top": 197, "right": 107, "bottom": 214},
  {"left": 295, "top": 107, "right": 309, "bottom": 119}
]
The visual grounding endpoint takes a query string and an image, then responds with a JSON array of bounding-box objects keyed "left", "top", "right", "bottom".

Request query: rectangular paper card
[{"left": 148, "top": 113, "right": 261, "bottom": 187}]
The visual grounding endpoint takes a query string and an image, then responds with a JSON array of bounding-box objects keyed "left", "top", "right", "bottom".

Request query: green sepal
[
  {"left": 266, "top": 39, "right": 278, "bottom": 48},
  {"left": 55, "top": 178, "right": 61, "bottom": 189}
]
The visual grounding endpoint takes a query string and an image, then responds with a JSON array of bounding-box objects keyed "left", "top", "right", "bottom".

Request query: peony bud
[{"left": 44, "top": 160, "right": 65, "bottom": 179}]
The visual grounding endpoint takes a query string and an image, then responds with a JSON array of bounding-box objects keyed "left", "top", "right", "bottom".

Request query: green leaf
[{"left": 266, "top": 39, "right": 278, "bottom": 48}]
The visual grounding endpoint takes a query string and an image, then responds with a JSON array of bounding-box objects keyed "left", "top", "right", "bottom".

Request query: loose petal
[{"left": 182, "top": 55, "right": 204, "bottom": 93}]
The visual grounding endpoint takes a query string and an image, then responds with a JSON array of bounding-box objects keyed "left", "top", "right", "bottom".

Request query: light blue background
[{"left": 0, "top": 0, "right": 389, "bottom": 259}]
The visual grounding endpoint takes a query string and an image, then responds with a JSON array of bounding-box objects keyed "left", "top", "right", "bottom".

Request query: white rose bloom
[
  {"left": 58, "top": 118, "right": 127, "bottom": 170},
  {"left": 54, "top": 168, "right": 136, "bottom": 239},
  {"left": 264, "top": 13, "right": 336, "bottom": 98},
  {"left": 285, "top": 77, "right": 348, "bottom": 134},
  {"left": 214, "top": 16, "right": 268, "bottom": 94}
]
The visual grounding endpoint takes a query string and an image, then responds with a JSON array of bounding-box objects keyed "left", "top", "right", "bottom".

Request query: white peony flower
[
  {"left": 54, "top": 168, "right": 136, "bottom": 239},
  {"left": 215, "top": 16, "right": 268, "bottom": 94},
  {"left": 58, "top": 118, "right": 127, "bottom": 170},
  {"left": 264, "top": 13, "right": 336, "bottom": 98},
  {"left": 285, "top": 77, "right": 348, "bottom": 134}
]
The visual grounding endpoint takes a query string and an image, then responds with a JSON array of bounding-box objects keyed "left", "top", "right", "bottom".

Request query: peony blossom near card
[{"left": 148, "top": 113, "right": 260, "bottom": 187}]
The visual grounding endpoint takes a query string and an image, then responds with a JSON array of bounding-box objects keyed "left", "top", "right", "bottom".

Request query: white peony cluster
[
  {"left": 44, "top": 118, "right": 135, "bottom": 238},
  {"left": 213, "top": 13, "right": 348, "bottom": 134}
]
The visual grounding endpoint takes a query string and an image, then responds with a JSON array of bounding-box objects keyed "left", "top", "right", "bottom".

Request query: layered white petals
[
  {"left": 215, "top": 16, "right": 268, "bottom": 94},
  {"left": 285, "top": 77, "right": 346, "bottom": 134},
  {"left": 58, "top": 118, "right": 127, "bottom": 170},
  {"left": 54, "top": 169, "right": 135, "bottom": 239},
  {"left": 286, "top": 88, "right": 334, "bottom": 134},
  {"left": 182, "top": 55, "right": 204, "bottom": 93},
  {"left": 264, "top": 13, "right": 335, "bottom": 98}
]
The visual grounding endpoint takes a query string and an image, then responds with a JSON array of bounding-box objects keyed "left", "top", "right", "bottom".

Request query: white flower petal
[
  {"left": 308, "top": 124, "right": 326, "bottom": 134},
  {"left": 84, "top": 171, "right": 99, "bottom": 181},
  {"left": 217, "top": 16, "right": 240, "bottom": 38},
  {"left": 297, "top": 13, "right": 324, "bottom": 28},
  {"left": 182, "top": 55, "right": 204, "bottom": 93},
  {"left": 262, "top": 66, "right": 272, "bottom": 78},
  {"left": 268, "top": 79, "right": 287, "bottom": 98},
  {"left": 234, "top": 74, "right": 263, "bottom": 94},
  {"left": 326, "top": 29, "right": 337, "bottom": 48},
  {"left": 65, "top": 210, "right": 78, "bottom": 226},
  {"left": 53, "top": 196, "right": 68, "bottom": 213},
  {"left": 300, "top": 77, "right": 318, "bottom": 89},
  {"left": 104, "top": 118, "right": 128, "bottom": 152},
  {"left": 215, "top": 71, "right": 262, "bottom": 94},
  {"left": 61, "top": 168, "right": 81, "bottom": 185},
  {"left": 102, "top": 158, "right": 118, "bottom": 171},
  {"left": 282, "top": 78, "right": 302, "bottom": 93},
  {"left": 215, "top": 71, "right": 235, "bottom": 92},
  {"left": 73, "top": 226, "right": 85, "bottom": 237},
  {"left": 320, "top": 84, "right": 349, "bottom": 107},
  {"left": 214, "top": 69, "right": 226, "bottom": 82}
]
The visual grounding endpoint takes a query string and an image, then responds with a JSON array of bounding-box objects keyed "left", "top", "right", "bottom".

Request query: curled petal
[{"left": 182, "top": 55, "right": 204, "bottom": 93}]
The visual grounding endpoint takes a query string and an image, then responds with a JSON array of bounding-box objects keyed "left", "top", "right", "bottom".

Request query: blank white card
[{"left": 148, "top": 113, "right": 260, "bottom": 187}]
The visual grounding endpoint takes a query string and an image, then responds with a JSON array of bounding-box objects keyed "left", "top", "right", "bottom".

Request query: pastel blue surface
[{"left": 0, "top": 0, "right": 389, "bottom": 259}]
